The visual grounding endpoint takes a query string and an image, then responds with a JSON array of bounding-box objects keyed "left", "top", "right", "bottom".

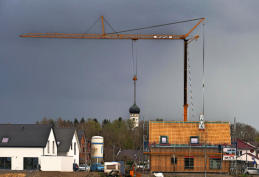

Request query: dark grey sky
[{"left": 1, "top": 0, "right": 259, "bottom": 125}]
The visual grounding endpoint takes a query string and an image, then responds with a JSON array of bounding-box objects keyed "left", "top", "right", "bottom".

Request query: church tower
[{"left": 129, "top": 75, "right": 140, "bottom": 128}]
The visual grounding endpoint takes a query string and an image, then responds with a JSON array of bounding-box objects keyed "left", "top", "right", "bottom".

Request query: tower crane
[{"left": 20, "top": 16, "right": 205, "bottom": 122}]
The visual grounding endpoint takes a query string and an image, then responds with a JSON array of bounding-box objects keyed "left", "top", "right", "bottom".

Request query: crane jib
[{"left": 20, "top": 33, "right": 185, "bottom": 40}]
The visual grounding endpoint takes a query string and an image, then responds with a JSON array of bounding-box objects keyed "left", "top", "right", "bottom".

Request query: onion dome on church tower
[{"left": 129, "top": 103, "right": 140, "bottom": 114}]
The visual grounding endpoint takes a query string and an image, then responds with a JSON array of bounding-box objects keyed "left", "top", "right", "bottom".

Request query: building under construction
[
  {"left": 145, "top": 120, "right": 231, "bottom": 173},
  {"left": 20, "top": 16, "right": 233, "bottom": 174}
]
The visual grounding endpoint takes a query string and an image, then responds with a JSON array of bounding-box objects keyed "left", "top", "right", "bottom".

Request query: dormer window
[
  {"left": 190, "top": 136, "right": 199, "bottom": 144},
  {"left": 2, "top": 137, "right": 8, "bottom": 143},
  {"left": 160, "top": 136, "right": 168, "bottom": 144}
]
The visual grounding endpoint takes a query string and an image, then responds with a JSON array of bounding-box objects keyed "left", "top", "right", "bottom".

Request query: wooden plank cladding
[
  {"left": 148, "top": 121, "right": 231, "bottom": 173},
  {"left": 150, "top": 148, "right": 229, "bottom": 173}
]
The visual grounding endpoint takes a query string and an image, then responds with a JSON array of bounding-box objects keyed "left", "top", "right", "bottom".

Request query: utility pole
[
  {"left": 143, "top": 116, "right": 145, "bottom": 173},
  {"left": 113, "top": 145, "right": 115, "bottom": 161},
  {"left": 183, "top": 39, "right": 188, "bottom": 122},
  {"left": 234, "top": 117, "right": 237, "bottom": 175},
  {"left": 204, "top": 144, "right": 207, "bottom": 177},
  {"left": 85, "top": 136, "right": 87, "bottom": 166}
]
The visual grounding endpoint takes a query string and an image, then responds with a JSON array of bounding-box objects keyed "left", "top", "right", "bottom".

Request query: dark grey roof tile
[
  {"left": 0, "top": 124, "right": 51, "bottom": 147},
  {"left": 54, "top": 127, "right": 75, "bottom": 153}
]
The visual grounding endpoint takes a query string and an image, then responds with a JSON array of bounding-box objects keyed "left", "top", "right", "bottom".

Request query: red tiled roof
[{"left": 237, "top": 139, "right": 256, "bottom": 150}]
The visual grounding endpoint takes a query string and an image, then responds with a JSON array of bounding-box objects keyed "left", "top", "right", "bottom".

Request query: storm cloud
[{"left": 0, "top": 0, "right": 259, "bottom": 126}]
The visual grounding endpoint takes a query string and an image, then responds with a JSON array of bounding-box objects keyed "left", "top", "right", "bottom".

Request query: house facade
[
  {"left": 236, "top": 139, "right": 259, "bottom": 167},
  {"left": 0, "top": 124, "right": 80, "bottom": 171},
  {"left": 54, "top": 127, "right": 80, "bottom": 165},
  {"left": 77, "top": 130, "right": 91, "bottom": 164},
  {"left": 146, "top": 121, "right": 232, "bottom": 173}
]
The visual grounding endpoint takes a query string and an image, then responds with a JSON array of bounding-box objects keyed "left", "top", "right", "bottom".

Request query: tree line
[
  {"left": 36, "top": 117, "right": 259, "bottom": 160},
  {"left": 36, "top": 117, "right": 147, "bottom": 161}
]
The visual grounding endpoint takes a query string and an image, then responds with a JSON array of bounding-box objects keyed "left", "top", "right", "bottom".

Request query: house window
[
  {"left": 184, "top": 158, "right": 194, "bottom": 169},
  {"left": 74, "top": 142, "right": 76, "bottom": 155},
  {"left": 47, "top": 141, "right": 49, "bottom": 153},
  {"left": 1, "top": 137, "right": 9, "bottom": 143},
  {"left": 190, "top": 136, "right": 199, "bottom": 144},
  {"left": 0, "top": 157, "right": 11, "bottom": 169},
  {"left": 171, "top": 157, "right": 177, "bottom": 164},
  {"left": 160, "top": 136, "right": 168, "bottom": 144},
  {"left": 23, "top": 157, "right": 38, "bottom": 170},
  {"left": 52, "top": 141, "right": 55, "bottom": 154},
  {"left": 209, "top": 158, "right": 221, "bottom": 169}
]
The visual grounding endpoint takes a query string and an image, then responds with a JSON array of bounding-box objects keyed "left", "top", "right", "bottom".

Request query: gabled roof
[
  {"left": 237, "top": 139, "right": 256, "bottom": 150},
  {"left": 117, "top": 150, "right": 143, "bottom": 161},
  {"left": 149, "top": 121, "right": 231, "bottom": 145},
  {"left": 54, "top": 127, "right": 76, "bottom": 152},
  {"left": 0, "top": 124, "right": 51, "bottom": 147}
]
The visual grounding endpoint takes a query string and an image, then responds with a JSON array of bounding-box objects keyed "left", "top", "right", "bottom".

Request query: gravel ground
[
  {"left": 0, "top": 171, "right": 101, "bottom": 177},
  {"left": 1, "top": 171, "right": 259, "bottom": 177}
]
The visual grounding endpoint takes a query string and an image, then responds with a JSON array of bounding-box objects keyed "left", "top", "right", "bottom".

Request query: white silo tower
[{"left": 91, "top": 136, "right": 104, "bottom": 163}]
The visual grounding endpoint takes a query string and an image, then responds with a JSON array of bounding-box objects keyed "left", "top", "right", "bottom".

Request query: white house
[
  {"left": 54, "top": 127, "right": 80, "bottom": 164},
  {"left": 0, "top": 124, "right": 80, "bottom": 171},
  {"left": 236, "top": 139, "right": 259, "bottom": 167}
]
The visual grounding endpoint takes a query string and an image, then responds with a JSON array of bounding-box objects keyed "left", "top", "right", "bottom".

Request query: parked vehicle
[
  {"left": 104, "top": 162, "right": 121, "bottom": 176},
  {"left": 136, "top": 164, "right": 145, "bottom": 169},
  {"left": 73, "top": 163, "right": 79, "bottom": 171},
  {"left": 79, "top": 164, "right": 90, "bottom": 172},
  {"left": 153, "top": 172, "right": 164, "bottom": 177},
  {"left": 244, "top": 167, "right": 259, "bottom": 175},
  {"left": 90, "top": 163, "right": 104, "bottom": 172}
]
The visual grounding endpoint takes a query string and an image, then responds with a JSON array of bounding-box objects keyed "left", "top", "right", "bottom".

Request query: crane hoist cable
[
  {"left": 202, "top": 22, "right": 205, "bottom": 115},
  {"left": 84, "top": 16, "right": 101, "bottom": 34},
  {"left": 187, "top": 23, "right": 205, "bottom": 120},
  {"left": 131, "top": 39, "right": 138, "bottom": 77},
  {"left": 131, "top": 40, "right": 135, "bottom": 76},
  {"left": 103, "top": 17, "right": 118, "bottom": 34},
  {"left": 187, "top": 49, "right": 195, "bottom": 119},
  {"left": 131, "top": 39, "right": 138, "bottom": 105},
  {"left": 108, "top": 17, "right": 204, "bottom": 34},
  {"left": 85, "top": 16, "right": 118, "bottom": 34}
]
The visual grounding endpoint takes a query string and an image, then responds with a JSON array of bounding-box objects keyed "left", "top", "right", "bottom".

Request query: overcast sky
[{"left": 0, "top": 0, "right": 259, "bottom": 126}]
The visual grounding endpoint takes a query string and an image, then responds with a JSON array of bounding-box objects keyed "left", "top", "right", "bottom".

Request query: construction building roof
[{"left": 149, "top": 121, "right": 231, "bottom": 145}]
